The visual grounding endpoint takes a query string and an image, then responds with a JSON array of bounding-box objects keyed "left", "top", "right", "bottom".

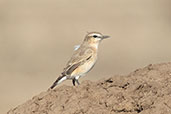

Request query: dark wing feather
[{"left": 62, "top": 47, "right": 94, "bottom": 76}]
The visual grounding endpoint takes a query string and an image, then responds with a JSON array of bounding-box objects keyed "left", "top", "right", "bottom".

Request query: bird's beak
[{"left": 102, "top": 35, "right": 110, "bottom": 39}]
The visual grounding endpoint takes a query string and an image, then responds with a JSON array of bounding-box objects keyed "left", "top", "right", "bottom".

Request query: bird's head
[{"left": 84, "top": 32, "right": 110, "bottom": 44}]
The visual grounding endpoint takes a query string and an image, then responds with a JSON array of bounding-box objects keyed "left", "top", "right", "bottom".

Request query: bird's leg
[
  {"left": 76, "top": 79, "right": 80, "bottom": 85},
  {"left": 72, "top": 78, "right": 76, "bottom": 86}
]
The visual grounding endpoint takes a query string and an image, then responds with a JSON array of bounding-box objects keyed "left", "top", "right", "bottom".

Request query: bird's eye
[{"left": 93, "top": 35, "right": 98, "bottom": 38}]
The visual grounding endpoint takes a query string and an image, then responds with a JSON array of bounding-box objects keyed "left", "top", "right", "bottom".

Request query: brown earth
[{"left": 7, "top": 62, "right": 171, "bottom": 114}]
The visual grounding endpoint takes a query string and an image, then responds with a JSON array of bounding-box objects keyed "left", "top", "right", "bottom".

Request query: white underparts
[
  {"left": 57, "top": 76, "right": 67, "bottom": 84},
  {"left": 75, "top": 74, "right": 85, "bottom": 80},
  {"left": 91, "top": 43, "right": 99, "bottom": 49},
  {"left": 75, "top": 75, "right": 80, "bottom": 80}
]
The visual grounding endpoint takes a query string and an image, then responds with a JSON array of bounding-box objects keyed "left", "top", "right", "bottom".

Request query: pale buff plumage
[{"left": 50, "top": 32, "right": 110, "bottom": 89}]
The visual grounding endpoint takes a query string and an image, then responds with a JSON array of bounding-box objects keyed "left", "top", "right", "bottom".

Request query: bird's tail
[{"left": 50, "top": 75, "right": 67, "bottom": 89}]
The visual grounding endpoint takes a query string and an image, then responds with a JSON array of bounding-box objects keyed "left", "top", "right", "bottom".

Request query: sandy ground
[
  {"left": 7, "top": 62, "right": 171, "bottom": 114},
  {"left": 1, "top": 0, "right": 171, "bottom": 113}
]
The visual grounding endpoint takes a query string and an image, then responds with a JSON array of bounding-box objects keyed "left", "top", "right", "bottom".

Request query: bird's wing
[
  {"left": 62, "top": 47, "right": 94, "bottom": 76},
  {"left": 74, "top": 45, "right": 80, "bottom": 51}
]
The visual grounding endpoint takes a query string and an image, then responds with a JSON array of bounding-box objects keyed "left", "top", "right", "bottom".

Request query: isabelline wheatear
[{"left": 50, "top": 32, "right": 110, "bottom": 89}]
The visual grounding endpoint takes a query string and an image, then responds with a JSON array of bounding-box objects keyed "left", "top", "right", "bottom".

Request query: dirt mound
[{"left": 7, "top": 62, "right": 171, "bottom": 114}]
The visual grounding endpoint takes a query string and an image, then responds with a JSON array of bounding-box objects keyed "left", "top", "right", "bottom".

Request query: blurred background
[{"left": 0, "top": 0, "right": 171, "bottom": 113}]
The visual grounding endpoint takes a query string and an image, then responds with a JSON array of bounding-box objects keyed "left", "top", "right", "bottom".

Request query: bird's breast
[{"left": 71, "top": 55, "right": 97, "bottom": 77}]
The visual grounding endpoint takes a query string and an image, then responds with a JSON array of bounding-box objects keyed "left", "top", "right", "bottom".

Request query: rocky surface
[{"left": 8, "top": 62, "right": 171, "bottom": 114}]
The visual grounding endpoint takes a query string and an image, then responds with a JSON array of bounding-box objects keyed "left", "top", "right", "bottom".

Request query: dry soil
[{"left": 7, "top": 62, "right": 171, "bottom": 114}]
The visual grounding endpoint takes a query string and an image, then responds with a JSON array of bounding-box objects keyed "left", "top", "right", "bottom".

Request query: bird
[{"left": 50, "top": 32, "right": 110, "bottom": 89}]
